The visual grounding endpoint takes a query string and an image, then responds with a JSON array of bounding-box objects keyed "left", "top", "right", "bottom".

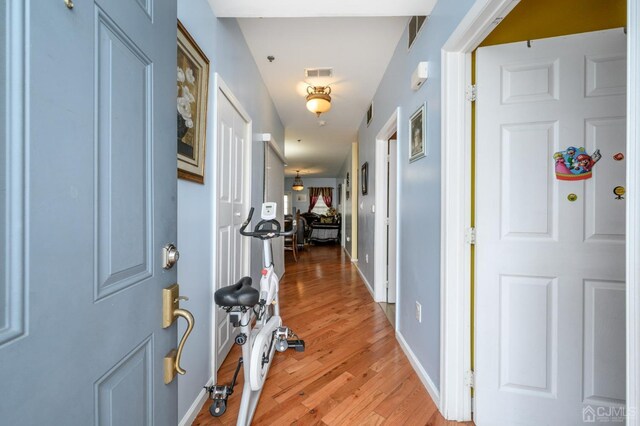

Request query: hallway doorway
[
  {"left": 379, "top": 133, "right": 398, "bottom": 327},
  {"left": 374, "top": 110, "right": 399, "bottom": 329}
]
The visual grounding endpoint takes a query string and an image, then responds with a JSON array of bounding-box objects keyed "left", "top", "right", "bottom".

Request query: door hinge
[
  {"left": 385, "top": 217, "right": 390, "bottom": 226},
  {"left": 465, "top": 370, "right": 475, "bottom": 388},
  {"left": 385, "top": 280, "right": 389, "bottom": 289},
  {"left": 465, "top": 227, "right": 477, "bottom": 245},
  {"left": 466, "top": 84, "right": 477, "bottom": 102}
]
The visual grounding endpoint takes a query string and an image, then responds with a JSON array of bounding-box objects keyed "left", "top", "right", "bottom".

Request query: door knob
[
  {"left": 162, "top": 284, "right": 195, "bottom": 384},
  {"left": 162, "top": 243, "right": 180, "bottom": 269}
]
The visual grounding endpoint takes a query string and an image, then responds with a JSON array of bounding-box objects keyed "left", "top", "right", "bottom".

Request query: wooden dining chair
[{"left": 284, "top": 215, "right": 298, "bottom": 262}]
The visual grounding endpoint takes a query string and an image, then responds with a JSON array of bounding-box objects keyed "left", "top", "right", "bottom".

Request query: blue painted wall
[
  {"left": 177, "top": 0, "right": 284, "bottom": 419},
  {"left": 356, "top": 0, "right": 475, "bottom": 390}
]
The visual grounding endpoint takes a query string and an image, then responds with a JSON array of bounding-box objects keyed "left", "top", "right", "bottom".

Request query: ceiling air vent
[
  {"left": 305, "top": 68, "right": 333, "bottom": 78},
  {"left": 408, "top": 16, "right": 428, "bottom": 49}
]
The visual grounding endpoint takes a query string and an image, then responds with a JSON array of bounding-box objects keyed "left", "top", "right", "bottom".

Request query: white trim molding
[
  {"left": 354, "top": 261, "right": 374, "bottom": 298},
  {"left": 627, "top": 0, "right": 640, "bottom": 423},
  {"left": 439, "top": 0, "right": 520, "bottom": 421},
  {"left": 374, "top": 108, "right": 400, "bottom": 303},
  {"left": 179, "top": 376, "right": 214, "bottom": 426},
  {"left": 397, "top": 331, "right": 440, "bottom": 408}
]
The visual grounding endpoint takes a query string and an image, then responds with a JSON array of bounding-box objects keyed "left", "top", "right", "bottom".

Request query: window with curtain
[
  {"left": 311, "top": 196, "right": 328, "bottom": 215},
  {"left": 308, "top": 187, "right": 333, "bottom": 214}
]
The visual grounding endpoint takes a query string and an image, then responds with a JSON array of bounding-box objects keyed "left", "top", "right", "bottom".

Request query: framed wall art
[
  {"left": 409, "top": 103, "right": 426, "bottom": 162},
  {"left": 177, "top": 20, "right": 210, "bottom": 184},
  {"left": 361, "top": 162, "right": 369, "bottom": 196}
]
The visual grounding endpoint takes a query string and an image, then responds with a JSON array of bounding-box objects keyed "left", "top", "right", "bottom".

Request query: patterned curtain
[
  {"left": 308, "top": 187, "right": 322, "bottom": 212},
  {"left": 322, "top": 187, "right": 333, "bottom": 208}
]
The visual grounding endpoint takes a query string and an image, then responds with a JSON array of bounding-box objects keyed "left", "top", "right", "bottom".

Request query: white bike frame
[{"left": 235, "top": 237, "right": 282, "bottom": 425}]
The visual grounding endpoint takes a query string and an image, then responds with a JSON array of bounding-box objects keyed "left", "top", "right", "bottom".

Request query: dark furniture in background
[
  {"left": 309, "top": 214, "right": 341, "bottom": 244},
  {"left": 283, "top": 212, "right": 299, "bottom": 262}
]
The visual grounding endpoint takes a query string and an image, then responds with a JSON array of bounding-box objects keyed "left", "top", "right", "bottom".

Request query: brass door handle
[
  {"left": 162, "top": 284, "right": 195, "bottom": 384},
  {"left": 173, "top": 308, "right": 194, "bottom": 375}
]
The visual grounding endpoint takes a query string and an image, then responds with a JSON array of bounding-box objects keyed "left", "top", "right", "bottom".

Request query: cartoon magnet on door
[
  {"left": 613, "top": 152, "right": 625, "bottom": 161},
  {"left": 553, "top": 147, "right": 602, "bottom": 181},
  {"left": 613, "top": 186, "right": 625, "bottom": 200}
]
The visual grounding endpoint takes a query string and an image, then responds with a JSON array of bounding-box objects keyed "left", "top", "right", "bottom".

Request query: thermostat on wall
[{"left": 411, "top": 61, "right": 429, "bottom": 90}]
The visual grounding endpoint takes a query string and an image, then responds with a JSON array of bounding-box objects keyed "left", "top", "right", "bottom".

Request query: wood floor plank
[{"left": 193, "top": 245, "right": 474, "bottom": 426}]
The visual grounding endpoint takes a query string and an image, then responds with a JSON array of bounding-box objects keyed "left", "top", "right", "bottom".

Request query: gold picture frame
[
  {"left": 177, "top": 20, "right": 209, "bottom": 184},
  {"left": 409, "top": 103, "right": 427, "bottom": 163}
]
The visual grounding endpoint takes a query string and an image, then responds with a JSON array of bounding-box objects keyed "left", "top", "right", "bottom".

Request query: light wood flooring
[{"left": 193, "top": 245, "right": 474, "bottom": 426}]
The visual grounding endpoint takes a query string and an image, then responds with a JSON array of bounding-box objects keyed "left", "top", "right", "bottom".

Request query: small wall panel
[
  {"left": 501, "top": 122, "right": 557, "bottom": 240},
  {"left": 134, "top": 0, "right": 153, "bottom": 19},
  {"left": 218, "top": 121, "right": 231, "bottom": 203},
  {"left": 0, "top": 2, "right": 26, "bottom": 346},
  {"left": 233, "top": 134, "right": 244, "bottom": 203},
  {"left": 233, "top": 224, "right": 242, "bottom": 281},
  {"left": 583, "top": 280, "right": 625, "bottom": 405},
  {"left": 217, "top": 316, "right": 230, "bottom": 352},
  {"left": 501, "top": 60, "right": 559, "bottom": 104},
  {"left": 585, "top": 55, "right": 626, "bottom": 97},
  {"left": 95, "top": 336, "right": 153, "bottom": 426},
  {"left": 500, "top": 275, "right": 557, "bottom": 396},
  {"left": 95, "top": 11, "right": 152, "bottom": 301},
  {"left": 217, "top": 226, "right": 231, "bottom": 288},
  {"left": 584, "top": 117, "right": 626, "bottom": 242}
]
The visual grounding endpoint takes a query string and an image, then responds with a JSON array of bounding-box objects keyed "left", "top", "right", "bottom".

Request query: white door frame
[
  {"left": 341, "top": 179, "right": 346, "bottom": 247},
  {"left": 439, "top": 0, "right": 639, "bottom": 422},
  {"left": 374, "top": 108, "right": 399, "bottom": 307},
  {"left": 211, "top": 74, "right": 252, "bottom": 378},
  {"left": 626, "top": 0, "right": 640, "bottom": 421}
]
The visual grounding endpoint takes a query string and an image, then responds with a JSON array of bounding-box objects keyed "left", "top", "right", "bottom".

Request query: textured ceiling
[
  {"left": 238, "top": 17, "right": 409, "bottom": 177},
  {"left": 225, "top": 1, "right": 438, "bottom": 177},
  {"left": 209, "top": 0, "right": 437, "bottom": 18}
]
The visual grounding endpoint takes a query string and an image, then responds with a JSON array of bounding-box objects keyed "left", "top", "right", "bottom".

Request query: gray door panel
[{"left": 0, "top": 0, "right": 178, "bottom": 424}]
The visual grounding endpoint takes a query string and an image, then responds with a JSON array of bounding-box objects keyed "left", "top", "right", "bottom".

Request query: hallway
[{"left": 194, "top": 246, "right": 474, "bottom": 425}]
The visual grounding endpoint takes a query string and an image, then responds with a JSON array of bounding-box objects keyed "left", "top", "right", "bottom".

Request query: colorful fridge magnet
[
  {"left": 613, "top": 152, "right": 625, "bottom": 161},
  {"left": 613, "top": 186, "right": 625, "bottom": 199},
  {"left": 553, "top": 147, "right": 602, "bottom": 181},
  {"left": 567, "top": 193, "right": 578, "bottom": 202}
]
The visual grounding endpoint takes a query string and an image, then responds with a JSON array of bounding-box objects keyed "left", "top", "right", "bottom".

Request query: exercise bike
[{"left": 206, "top": 202, "right": 305, "bottom": 425}]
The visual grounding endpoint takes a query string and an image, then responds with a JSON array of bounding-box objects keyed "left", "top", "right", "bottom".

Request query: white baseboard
[
  {"left": 396, "top": 331, "right": 441, "bottom": 409},
  {"left": 179, "top": 375, "right": 214, "bottom": 426},
  {"left": 354, "top": 262, "right": 374, "bottom": 298},
  {"left": 342, "top": 246, "right": 352, "bottom": 261}
]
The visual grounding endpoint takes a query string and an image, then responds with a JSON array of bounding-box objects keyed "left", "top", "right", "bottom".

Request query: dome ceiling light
[
  {"left": 306, "top": 86, "right": 332, "bottom": 117},
  {"left": 292, "top": 170, "right": 304, "bottom": 191}
]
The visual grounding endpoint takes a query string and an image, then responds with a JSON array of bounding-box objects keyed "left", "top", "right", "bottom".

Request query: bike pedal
[
  {"left": 206, "top": 385, "right": 230, "bottom": 400},
  {"left": 287, "top": 339, "right": 305, "bottom": 352}
]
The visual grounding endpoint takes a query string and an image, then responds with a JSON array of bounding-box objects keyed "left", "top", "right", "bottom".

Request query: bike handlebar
[{"left": 239, "top": 207, "right": 295, "bottom": 239}]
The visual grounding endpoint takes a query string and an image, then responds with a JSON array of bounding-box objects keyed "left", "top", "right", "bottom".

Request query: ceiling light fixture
[
  {"left": 292, "top": 170, "right": 304, "bottom": 191},
  {"left": 306, "top": 86, "right": 332, "bottom": 117}
]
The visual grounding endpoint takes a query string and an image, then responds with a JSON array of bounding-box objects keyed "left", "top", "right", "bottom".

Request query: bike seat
[{"left": 214, "top": 277, "right": 259, "bottom": 307}]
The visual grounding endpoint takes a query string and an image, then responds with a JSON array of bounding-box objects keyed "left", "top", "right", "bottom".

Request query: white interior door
[
  {"left": 387, "top": 139, "right": 397, "bottom": 303},
  {"left": 476, "top": 29, "right": 627, "bottom": 425},
  {"left": 215, "top": 88, "right": 249, "bottom": 369}
]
